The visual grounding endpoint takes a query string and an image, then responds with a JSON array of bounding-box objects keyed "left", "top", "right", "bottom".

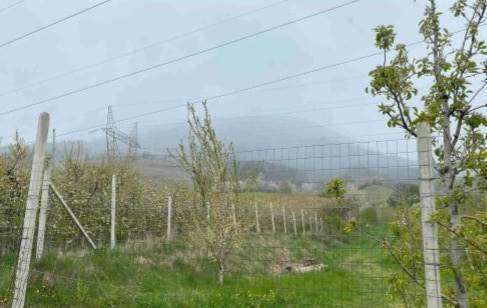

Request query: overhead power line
[
  {"left": 109, "top": 97, "right": 375, "bottom": 129},
  {"left": 0, "top": 0, "right": 26, "bottom": 14},
  {"left": 72, "top": 36, "right": 433, "bottom": 130},
  {"left": 54, "top": 51, "right": 414, "bottom": 137},
  {"left": 0, "top": 0, "right": 291, "bottom": 99},
  {"left": 0, "top": 0, "right": 113, "bottom": 49},
  {"left": 60, "top": 118, "right": 389, "bottom": 141},
  {"left": 53, "top": 29, "right": 449, "bottom": 139},
  {"left": 83, "top": 73, "right": 370, "bottom": 113},
  {"left": 64, "top": 94, "right": 423, "bottom": 140},
  {"left": 0, "top": 0, "right": 361, "bottom": 116}
]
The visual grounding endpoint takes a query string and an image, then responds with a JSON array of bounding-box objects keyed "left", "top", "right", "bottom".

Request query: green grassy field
[{"left": 0, "top": 232, "right": 399, "bottom": 307}]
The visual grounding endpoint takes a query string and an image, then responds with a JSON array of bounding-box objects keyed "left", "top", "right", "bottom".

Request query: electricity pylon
[{"left": 103, "top": 106, "right": 140, "bottom": 162}]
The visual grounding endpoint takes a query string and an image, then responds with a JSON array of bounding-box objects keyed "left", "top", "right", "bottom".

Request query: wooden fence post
[
  {"left": 166, "top": 195, "right": 172, "bottom": 240},
  {"left": 292, "top": 211, "right": 297, "bottom": 235},
  {"left": 270, "top": 203, "right": 276, "bottom": 234},
  {"left": 110, "top": 174, "right": 117, "bottom": 249},
  {"left": 254, "top": 203, "right": 260, "bottom": 234},
  {"left": 231, "top": 203, "right": 237, "bottom": 232},
  {"left": 12, "top": 113, "right": 50, "bottom": 308},
  {"left": 301, "top": 209, "right": 306, "bottom": 235},
  {"left": 309, "top": 216, "right": 313, "bottom": 234},
  {"left": 314, "top": 212, "right": 319, "bottom": 233},
  {"left": 282, "top": 206, "right": 287, "bottom": 234},
  {"left": 417, "top": 122, "right": 442, "bottom": 308}
]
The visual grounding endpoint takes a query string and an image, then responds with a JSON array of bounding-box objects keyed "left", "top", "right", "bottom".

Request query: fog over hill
[
  {"left": 44, "top": 115, "right": 350, "bottom": 156},
  {"left": 122, "top": 116, "right": 416, "bottom": 185},
  {"left": 0, "top": 115, "right": 416, "bottom": 186},
  {"left": 137, "top": 115, "right": 349, "bottom": 153}
]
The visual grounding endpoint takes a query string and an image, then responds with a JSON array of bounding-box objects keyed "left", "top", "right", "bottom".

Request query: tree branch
[
  {"left": 375, "top": 236, "right": 457, "bottom": 305},
  {"left": 461, "top": 215, "right": 487, "bottom": 227},
  {"left": 436, "top": 220, "right": 487, "bottom": 256}
]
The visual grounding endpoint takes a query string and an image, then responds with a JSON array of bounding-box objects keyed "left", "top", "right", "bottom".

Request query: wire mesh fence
[{"left": 1, "top": 136, "right": 485, "bottom": 307}]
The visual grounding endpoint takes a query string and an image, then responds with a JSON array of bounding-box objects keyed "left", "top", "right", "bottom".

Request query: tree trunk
[
  {"left": 218, "top": 261, "right": 224, "bottom": 286},
  {"left": 442, "top": 144, "right": 468, "bottom": 308},
  {"left": 427, "top": 1, "right": 469, "bottom": 304}
]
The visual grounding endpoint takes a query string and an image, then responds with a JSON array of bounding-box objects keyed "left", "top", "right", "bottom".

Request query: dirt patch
[
  {"left": 272, "top": 257, "right": 326, "bottom": 274},
  {"left": 134, "top": 256, "right": 155, "bottom": 266}
]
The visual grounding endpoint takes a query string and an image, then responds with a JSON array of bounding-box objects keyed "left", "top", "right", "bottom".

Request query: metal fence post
[
  {"left": 417, "top": 122, "right": 442, "bottom": 308},
  {"left": 12, "top": 113, "right": 50, "bottom": 308}
]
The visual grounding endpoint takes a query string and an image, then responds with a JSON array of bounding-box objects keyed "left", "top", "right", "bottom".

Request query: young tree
[
  {"left": 0, "top": 133, "right": 30, "bottom": 254},
  {"left": 323, "top": 178, "right": 346, "bottom": 202},
  {"left": 173, "top": 102, "right": 244, "bottom": 285},
  {"left": 368, "top": 1, "right": 487, "bottom": 306},
  {"left": 387, "top": 183, "right": 420, "bottom": 208}
]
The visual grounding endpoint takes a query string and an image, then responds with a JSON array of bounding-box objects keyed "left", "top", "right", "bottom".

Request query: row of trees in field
[{"left": 1, "top": 102, "right": 365, "bottom": 287}]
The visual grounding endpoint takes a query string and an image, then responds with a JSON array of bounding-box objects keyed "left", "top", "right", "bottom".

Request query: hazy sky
[{"left": 0, "top": 0, "right": 484, "bottom": 146}]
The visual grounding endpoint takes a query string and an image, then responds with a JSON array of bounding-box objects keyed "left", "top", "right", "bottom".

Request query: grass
[{"left": 0, "top": 230, "right": 399, "bottom": 307}]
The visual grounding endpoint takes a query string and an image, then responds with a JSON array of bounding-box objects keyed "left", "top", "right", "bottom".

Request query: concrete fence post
[
  {"left": 35, "top": 168, "right": 51, "bottom": 260},
  {"left": 110, "top": 174, "right": 117, "bottom": 249},
  {"left": 12, "top": 113, "right": 50, "bottom": 308},
  {"left": 301, "top": 209, "right": 306, "bottom": 235},
  {"left": 35, "top": 129, "right": 56, "bottom": 260},
  {"left": 417, "top": 122, "right": 443, "bottom": 308}
]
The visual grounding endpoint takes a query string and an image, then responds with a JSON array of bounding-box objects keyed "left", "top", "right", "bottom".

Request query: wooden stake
[
  {"left": 270, "top": 203, "right": 276, "bottom": 234},
  {"left": 314, "top": 212, "right": 319, "bottom": 233},
  {"left": 254, "top": 203, "right": 260, "bottom": 234},
  {"left": 309, "top": 216, "right": 313, "bottom": 234},
  {"left": 12, "top": 113, "right": 49, "bottom": 308},
  {"left": 301, "top": 209, "right": 306, "bottom": 235},
  {"left": 166, "top": 195, "right": 172, "bottom": 240},
  {"left": 292, "top": 211, "right": 297, "bottom": 235},
  {"left": 282, "top": 206, "right": 287, "bottom": 234},
  {"left": 231, "top": 203, "right": 237, "bottom": 232}
]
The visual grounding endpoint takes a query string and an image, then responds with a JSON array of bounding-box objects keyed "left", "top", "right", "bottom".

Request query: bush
[
  {"left": 359, "top": 207, "right": 378, "bottom": 226},
  {"left": 386, "top": 183, "right": 419, "bottom": 207}
]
